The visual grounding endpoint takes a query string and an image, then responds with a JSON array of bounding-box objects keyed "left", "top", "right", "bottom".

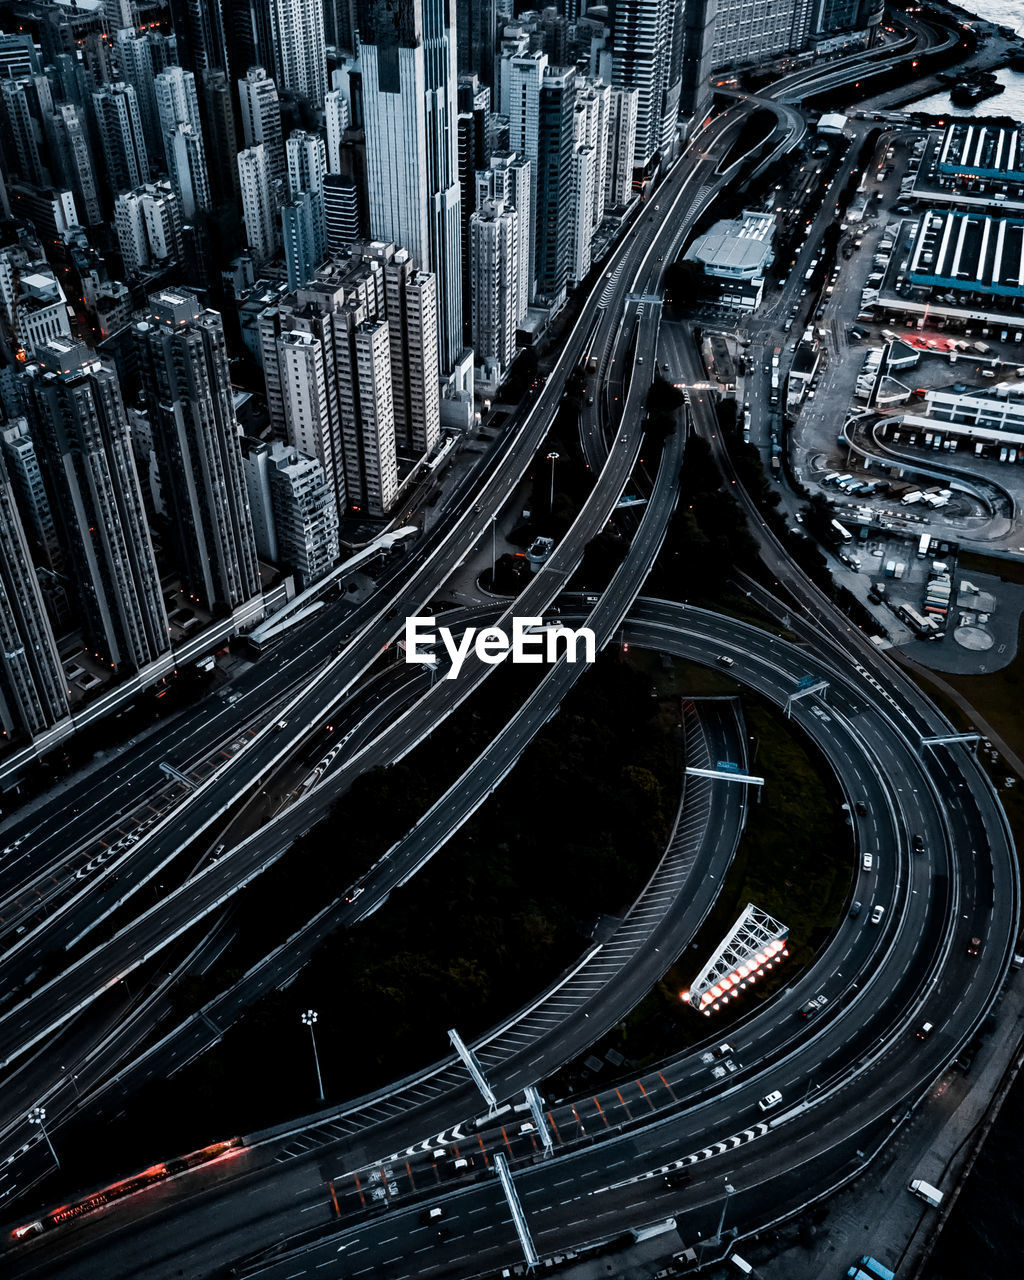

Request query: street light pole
[
  {"left": 300, "top": 1010, "right": 325, "bottom": 1102},
  {"left": 28, "top": 1106, "right": 60, "bottom": 1169},
  {"left": 546, "top": 452, "right": 559, "bottom": 510},
  {"left": 491, "top": 513, "right": 497, "bottom": 587},
  {"left": 710, "top": 1180, "right": 735, "bottom": 1248}
]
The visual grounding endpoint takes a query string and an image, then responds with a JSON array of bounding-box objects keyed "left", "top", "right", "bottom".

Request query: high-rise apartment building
[
  {"left": 470, "top": 198, "right": 517, "bottom": 385},
  {"left": 45, "top": 103, "right": 102, "bottom": 225},
  {"left": 165, "top": 122, "right": 211, "bottom": 218},
  {"left": 711, "top": 0, "right": 811, "bottom": 68},
  {"left": 0, "top": 450, "right": 69, "bottom": 741},
  {"left": 457, "top": 0, "right": 497, "bottom": 84},
  {"left": 324, "top": 173, "right": 362, "bottom": 254},
  {"left": 358, "top": 0, "right": 464, "bottom": 373},
  {"left": 154, "top": 64, "right": 204, "bottom": 158},
  {"left": 607, "top": 0, "right": 681, "bottom": 169},
  {"left": 198, "top": 70, "right": 240, "bottom": 206},
  {"left": 115, "top": 182, "right": 183, "bottom": 275},
  {"left": 324, "top": 90, "right": 350, "bottom": 173},
  {"left": 114, "top": 27, "right": 179, "bottom": 149},
  {"left": 476, "top": 152, "right": 530, "bottom": 326},
  {"left": 134, "top": 293, "right": 261, "bottom": 612},
  {"left": 337, "top": 315, "right": 398, "bottom": 514},
  {"left": 167, "top": 0, "right": 229, "bottom": 78},
  {"left": 506, "top": 49, "right": 546, "bottom": 299},
  {"left": 605, "top": 85, "right": 638, "bottom": 208},
  {"left": 286, "top": 129, "right": 327, "bottom": 260},
  {"left": 268, "top": 0, "right": 328, "bottom": 107},
  {"left": 2, "top": 76, "right": 55, "bottom": 189},
  {"left": 238, "top": 67, "right": 287, "bottom": 192},
  {"left": 535, "top": 65, "right": 575, "bottom": 305},
  {"left": 571, "top": 76, "right": 609, "bottom": 281},
  {"left": 378, "top": 245, "right": 441, "bottom": 457},
  {"left": 0, "top": 419, "right": 62, "bottom": 574},
  {"left": 25, "top": 339, "right": 170, "bottom": 671},
  {"left": 243, "top": 438, "right": 339, "bottom": 584},
  {"left": 260, "top": 298, "right": 346, "bottom": 516},
  {"left": 282, "top": 191, "right": 321, "bottom": 289},
  {"left": 92, "top": 82, "right": 150, "bottom": 193},
  {"left": 259, "top": 243, "right": 441, "bottom": 517},
  {"left": 238, "top": 144, "right": 280, "bottom": 263}
]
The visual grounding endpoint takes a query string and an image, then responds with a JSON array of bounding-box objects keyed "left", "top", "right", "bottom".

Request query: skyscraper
[
  {"left": 282, "top": 191, "right": 321, "bottom": 289},
  {"left": 711, "top": 0, "right": 811, "bottom": 67},
  {"left": 243, "top": 438, "right": 339, "bottom": 584},
  {"left": 456, "top": 0, "right": 497, "bottom": 85},
  {"left": 471, "top": 198, "right": 517, "bottom": 385},
  {"left": 378, "top": 246, "right": 441, "bottom": 457},
  {"left": 166, "top": 122, "right": 211, "bottom": 218},
  {"left": 25, "top": 340, "right": 169, "bottom": 671},
  {"left": 476, "top": 152, "right": 530, "bottom": 326},
  {"left": 115, "top": 183, "right": 183, "bottom": 275},
  {"left": 535, "top": 65, "right": 575, "bottom": 305},
  {"left": 134, "top": 293, "right": 261, "bottom": 613},
  {"left": 268, "top": 0, "right": 328, "bottom": 108},
  {"left": 324, "top": 173, "right": 362, "bottom": 254},
  {"left": 114, "top": 27, "right": 179, "bottom": 151},
  {"left": 0, "top": 449, "right": 69, "bottom": 741},
  {"left": 92, "top": 83, "right": 150, "bottom": 193},
  {"left": 324, "top": 89, "right": 350, "bottom": 173},
  {"left": 154, "top": 65, "right": 204, "bottom": 161},
  {"left": 336, "top": 315, "right": 398, "bottom": 514},
  {"left": 358, "top": 0, "right": 463, "bottom": 373},
  {"left": 259, "top": 244, "right": 441, "bottom": 517},
  {"left": 607, "top": 0, "right": 679, "bottom": 170},
  {"left": 237, "top": 66, "right": 287, "bottom": 193},
  {"left": 238, "top": 145, "right": 280, "bottom": 264},
  {"left": 2, "top": 76, "right": 55, "bottom": 189},
  {"left": 259, "top": 298, "right": 346, "bottom": 517},
  {"left": 45, "top": 103, "right": 102, "bottom": 225},
  {"left": 167, "top": 0, "right": 229, "bottom": 78},
  {"left": 507, "top": 50, "right": 547, "bottom": 302},
  {"left": 198, "top": 70, "right": 240, "bottom": 206},
  {"left": 605, "top": 86, "right": 638, "bottom": 208},
  {"left": 286, "top": 129, "right": 327, "bottom": 259}
]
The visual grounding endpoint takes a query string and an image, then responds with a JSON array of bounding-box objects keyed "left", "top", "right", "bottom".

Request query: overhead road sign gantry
[{"left": 681, "top": 903, "right": 789, "bottom": 1015}]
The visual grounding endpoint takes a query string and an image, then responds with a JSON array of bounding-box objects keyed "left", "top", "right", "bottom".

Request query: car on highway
[
  {"left": 912, "top": 833, "right": 925, "bottom": 853},
  {"left": 855, "top": 801, "right": 867, "bottom": 816},
  {"left": 916, "top": 1022, "right": 934, "bottom": 1039},
  {"left": 849, "top": 900, "right": 862, "bottom": 919},
  {"left": 274, "top": 719, "right": 289, "bottom": 732},
  {"left": 716, "top": 655, "right": 734, "bottom": 667},
  {"left": 757, "top": 1090, "right": 783, "bottom": 1112},
  {"left": 798, "top": 995, "right": 828, "bottom": 1018},
  {"left": 870, "top": 905, "right": 885, "bottom": 924},
  {"left": 711, "top": 1043, "right": 734, "bottom": 1058},
  {"left": 862, "top": 852, "right": 874, "bottom": 872},
  {"left": 967, "top": 936, "right": 982, "bottom": 957},
  {"left": 664, "top": 1169, "right": 693, "bottom": 1189},
  {"left": 344, "top": 887, "right": 364, "bottom": 904}
]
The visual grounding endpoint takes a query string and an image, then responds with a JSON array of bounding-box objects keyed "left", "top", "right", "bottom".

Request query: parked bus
[{"left": 831, "top": 519, "right": 853, "bottom": 543}]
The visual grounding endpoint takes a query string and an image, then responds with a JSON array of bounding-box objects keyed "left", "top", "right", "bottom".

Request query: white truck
[{"left": 909, "top": 1179, "right": 943, "bottom": 1207}]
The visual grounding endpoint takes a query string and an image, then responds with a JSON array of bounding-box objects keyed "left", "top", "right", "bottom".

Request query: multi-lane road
[
  {"left": 1, "top": 9, "right": 1009, "bottom": 1275},
  {"left": 7, "top": 592, "right": 1011, "bottom": 1280}
]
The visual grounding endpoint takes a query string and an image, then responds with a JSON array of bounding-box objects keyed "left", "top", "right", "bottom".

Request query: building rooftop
[
  {"left": 687, "top": 209, "right": 775, "bottom": 280},
  {"left": 937, "top": 123, "right": 1024, "bottom": 181},
  {"left": 909, "top": 209, "right": 1024, "bottom": 297}
]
